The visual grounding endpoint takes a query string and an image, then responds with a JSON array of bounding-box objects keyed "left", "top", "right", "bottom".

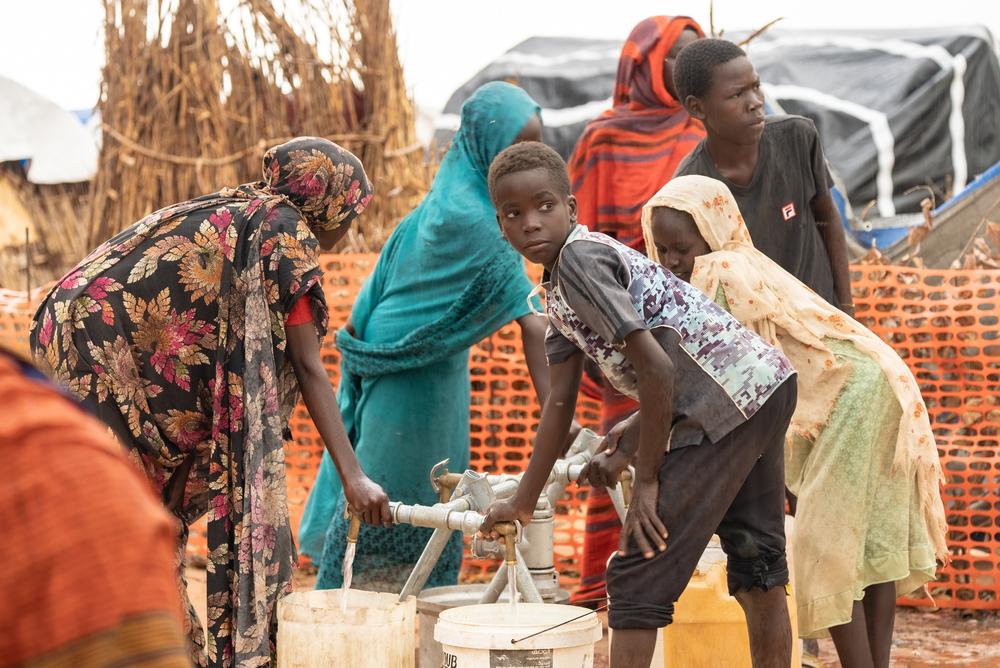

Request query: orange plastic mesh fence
[
  {"left": 1, "top": 262, "right": 997, "bottom": 608},
  {"left": 851, "top": 267, "right": 999, "bottom": 609}
]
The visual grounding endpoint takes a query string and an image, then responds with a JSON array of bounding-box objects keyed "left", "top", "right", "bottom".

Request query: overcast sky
[{"left": 2, "top": 1, "right": 997, "bottom": 113}]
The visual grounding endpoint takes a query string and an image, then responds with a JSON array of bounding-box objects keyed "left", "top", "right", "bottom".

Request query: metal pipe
[
  {"left": 395, "top": 432, "right": 610, "bottom": 607},
  {"left": 397, "top": 474, "right": 515, "bottom": 601},
  {"left": 433, "top": 431, "right": 602, "bottom": 505},
  {"left": 434, "top": 459, "right": 595, "bottom": 509},
  {"left": 484, "top": 479, "right": 519, "bottom": 501},
  {"left": 416, "top": 477, "right": 519, "bottom": 521},
  {"left": 477, "top": 563, "right": 508, "bottom": 604},
  {"left": 478, "top": 520, "right": 542, "bottom": 603},
  {"left": 546, "top": 449, "right": 598, "bottom": 507},
  {"left": 443, "top": 478, "right": 518, "bottom": 512},
  {"left": 521, "top": 497, "right": 554, "bottom": 571},
  {"left": 522, "top": 495, "right": 558, "bottom": 601},
  {"left": 494, "top": 522, "right": 519, "bottom": 566},
  {"left": 475, "top": 549, "right": 543, "bottom": 604},
  {"left": 390, "top": 502, "right": 485, "bottom": 534},
  {"left": 398, "top": 526, "right": 453, "bottom": 601}
]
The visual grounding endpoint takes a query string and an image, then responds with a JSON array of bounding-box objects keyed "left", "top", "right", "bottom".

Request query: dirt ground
[
  {"left": 814, "top": 607, "right": 1000, "bottom": 668},
  {"left": 186, "top": 566, "right": 1000, "bottom": 667}
]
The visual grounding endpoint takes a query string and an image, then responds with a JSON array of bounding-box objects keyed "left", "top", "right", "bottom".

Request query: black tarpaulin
[{"left": 434, "top": 27, "right": 1000, "bottom": 216}]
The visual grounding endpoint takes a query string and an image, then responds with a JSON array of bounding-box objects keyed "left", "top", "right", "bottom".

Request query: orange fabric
[
  {"left": 285, "top": 295, "right": 314, "bottom": 326},
  {"left": 598, "top": 389, "right": 639, "bottom": 432},
  {"left": 568, "top": 16, "right": 706, "bottom": 250},
  {"left": 567, "top": 16, "right": 706, "bottom": 598},
  {"left": 17, "top": 613, "right": 192, "bottom": 668},
  {"left": 0, "top": 352, "right": 188, "bottom": 667}
]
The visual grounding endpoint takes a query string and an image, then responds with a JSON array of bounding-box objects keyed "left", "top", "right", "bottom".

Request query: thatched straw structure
[
  {"left": 88, "top": 0, "right": 427, "bottom": 254},
  {"left": 0, "top": 167, "right": 89, "bottom": 290}
]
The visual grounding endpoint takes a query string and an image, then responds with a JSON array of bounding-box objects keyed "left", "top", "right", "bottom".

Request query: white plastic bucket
[
  {"left": 277, "top": 589, "right": 416, "bottom": 667},
  {"left": 416, "top": 584, "right": 571, "bottom": 668},
  {"left": 435, "top": 603, "right": 602, "bottom": 668}
]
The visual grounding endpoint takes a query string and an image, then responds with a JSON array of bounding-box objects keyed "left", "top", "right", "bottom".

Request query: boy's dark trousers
[{"left": 606, "top": 377, "right": 798, "bottom": 629}]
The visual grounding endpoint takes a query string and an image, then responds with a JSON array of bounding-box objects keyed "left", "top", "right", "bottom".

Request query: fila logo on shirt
[{"left": 781, "top": 202, "right": 797, "bottom": 222}]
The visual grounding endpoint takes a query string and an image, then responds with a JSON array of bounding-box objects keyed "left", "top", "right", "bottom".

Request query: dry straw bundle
[
  {"left": 89, "top": 0, "right": 428, "bottom": 254},
  {"left": 0, "top": 169, "right": 89, "bottom": 290}
]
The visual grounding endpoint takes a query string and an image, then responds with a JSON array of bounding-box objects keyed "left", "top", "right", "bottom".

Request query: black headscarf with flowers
[
  {"left": 30, "top": 137, "right": 373, "bottom": 667},
  {"left": 261, "top": 136, "right": 373, "bottom": 233}
]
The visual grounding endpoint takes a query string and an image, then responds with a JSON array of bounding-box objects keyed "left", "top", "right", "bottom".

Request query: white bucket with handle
[{"left": 434, "top": 602, "right": 602, "bottom": 668}]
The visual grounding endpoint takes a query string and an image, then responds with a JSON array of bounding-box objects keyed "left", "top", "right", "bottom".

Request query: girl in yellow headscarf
[{"left": 640, "top": 174, "right": 947, "bottom": 666}]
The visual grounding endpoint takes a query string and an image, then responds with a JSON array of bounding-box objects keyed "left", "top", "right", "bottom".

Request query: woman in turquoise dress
[{"left": 299, "top": 82, "right": 554, "bottom": 590}]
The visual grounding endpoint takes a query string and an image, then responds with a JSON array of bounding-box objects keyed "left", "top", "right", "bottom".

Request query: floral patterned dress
[{"left": 29, "top": 138, "right": 372, "bottom": 668}]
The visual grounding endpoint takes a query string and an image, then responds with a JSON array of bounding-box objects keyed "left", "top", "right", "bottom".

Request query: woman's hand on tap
[{"left": 345, "top": 475, "right": 392, "bottom": 527}]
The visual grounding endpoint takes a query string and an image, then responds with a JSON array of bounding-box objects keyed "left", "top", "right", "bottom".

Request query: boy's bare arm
[
  {"left": 813, "top": 193, "right": 855, "bottom": 315},
  {"left": 517, "top": 314, "right": 551, "bottom": 404},
  {"left": 617, "top": 329, "right": 674, "bottom": 558},
  {"left": 479, "top": 350, "right": 583, "bottom": 532},
  {"left": 518, "top": 314, "right": 583, "bottom": 452},
  {"left": 620, "top": 331, "right": 674, "bottom": 486}
]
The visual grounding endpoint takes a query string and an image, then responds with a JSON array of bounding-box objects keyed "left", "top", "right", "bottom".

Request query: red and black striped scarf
[{"left": 568, "top": 15, "right": 706, "bottom": 251}]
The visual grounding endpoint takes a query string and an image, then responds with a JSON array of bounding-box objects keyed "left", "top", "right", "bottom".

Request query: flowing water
[
  {"left": 340, "top": 541, "right": 356, "bottom": 613},
  {"left": 506, "top": 563, "right": 518, "bottom": 612}
]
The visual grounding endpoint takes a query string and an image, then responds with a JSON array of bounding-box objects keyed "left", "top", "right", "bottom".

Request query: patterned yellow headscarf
[{"left": 641, "top": 175, "right": 946, "bottom": 559}]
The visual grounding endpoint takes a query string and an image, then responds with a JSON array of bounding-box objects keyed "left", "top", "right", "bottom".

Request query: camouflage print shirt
[{"left": 543, "top": 225, "right": 795, "bottom": 448}]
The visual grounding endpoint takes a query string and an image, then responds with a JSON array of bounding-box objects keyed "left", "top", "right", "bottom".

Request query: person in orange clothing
[
  {"left": 0, "top": 348, "right": 191, "bottom": 667},
  {"left": 565, "top": 14, "right": 705, "bottom": 606}
]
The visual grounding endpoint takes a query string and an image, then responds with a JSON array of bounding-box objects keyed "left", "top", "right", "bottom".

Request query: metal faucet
[{"left": 388, "top": 428, "right": 632, "bottom": 605}]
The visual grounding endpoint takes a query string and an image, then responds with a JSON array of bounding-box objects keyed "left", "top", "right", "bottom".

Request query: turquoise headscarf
[
  {"left": 298, "top": 82, "right": 541, "bottom": 558},
  {"left": 336, "top": 81, "right": 542, "bottom": 369}
]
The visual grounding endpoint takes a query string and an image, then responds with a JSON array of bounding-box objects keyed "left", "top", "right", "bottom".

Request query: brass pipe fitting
[
  {"left": 619, "top": 468, "right": 634, "bottom": 510},
  {"left": 434, "top": 472, "right": 463, "bottom": 502},
  {"left": 494, "top": 521, "right": 519, "bottom": 566},
  {"left": 345, "top": 509, "right": 362, "bottom": 544}
]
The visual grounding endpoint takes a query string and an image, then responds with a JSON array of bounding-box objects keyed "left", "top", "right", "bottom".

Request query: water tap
[
  {"left": 345, "top": 508, "right": 362, "bottom": 544},
  {"left": 429, "top": 458, "right": 463, "bottom": 502},
  {"left": 493, "top": 521, "right": 522, "bottom": 566},
  {"left": 619, "top": 467, "right": 634, "bottom": 510}
]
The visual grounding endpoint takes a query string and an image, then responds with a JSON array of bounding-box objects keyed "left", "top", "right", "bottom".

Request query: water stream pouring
[
  {"left": 341, "top": 510, "right": 361, "bottom": 613},
  {"left": 495, "top": 521, "right": 520, "bottom": 611}
]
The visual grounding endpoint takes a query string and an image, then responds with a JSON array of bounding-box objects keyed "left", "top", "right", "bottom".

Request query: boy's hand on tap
[
  {"left": 578, "top": 418, "right": 633, "bottom": 488},
  {"left": 477, "top": 498, "right": 532, "bottom": 541},
  {"left": 344, "top": 474, "right": 392, "bottom": 527}
]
